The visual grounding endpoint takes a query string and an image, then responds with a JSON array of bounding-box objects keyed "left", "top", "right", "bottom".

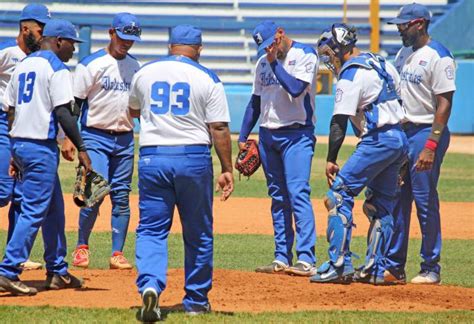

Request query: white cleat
[{"left": 411, "top": 270, "right": 441, "bottom": 285}]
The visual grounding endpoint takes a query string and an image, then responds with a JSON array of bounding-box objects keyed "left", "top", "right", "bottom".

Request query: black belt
[
  {"left": 401, "top": 122, "right": 431, "bottom": 131},
  {"left": 84, "top": 126, "right": 133, "bottom": 136}
]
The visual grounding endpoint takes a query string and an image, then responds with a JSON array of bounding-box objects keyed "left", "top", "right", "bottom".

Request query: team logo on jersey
[
  {"left": 419, "top": 60, "right": 427, "bottom": 66},
  {"left": 335, "top": 88, "right": 343, "bottom": 103},
  {"left": 12, "top": 58, "right": 19, "bottom": 63},
  {"left": 445, "top": 65, "right": 454, "bottom": 80},
  {"left": 260, "top": 72, "right": 279, "bottom": 87},
  {"left": 101, "top": 76, "right": 131, "bottom": 91},
  {"left": 305, "top": 62, "right": 314, "bottom": 73},
  {"left": 261, "top": 62, "right": 266, "bottom": 68},
  {"left": 288, "top": 60, "right": 296, "bottom": 66},
  {"left": 254, "top": 32, "right": 263, "bottom": 45}
]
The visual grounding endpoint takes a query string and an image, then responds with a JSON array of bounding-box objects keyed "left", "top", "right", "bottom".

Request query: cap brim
[
  {"left": 63, "top": 37, "right": 85, "bottom": 43},
  {"left": 20, "top": 17, "right": 50, "bottom": 24},
  {"left": 387, "top": 17, "right": 411, "bottom": 24},
  {"left": 257, "top": 37, "right": 275, "bottom": 52},
  {"left": 116, "top": 31, "right": 141, "bottom": 42}
]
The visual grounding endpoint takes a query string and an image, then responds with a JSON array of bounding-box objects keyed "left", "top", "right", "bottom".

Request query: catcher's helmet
[{"left": 317, "top": 23, "right": 357, "bottom": 53}]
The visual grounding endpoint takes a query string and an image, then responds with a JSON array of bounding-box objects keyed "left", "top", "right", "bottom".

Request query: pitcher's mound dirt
[{"left": 0, "top": 269, "right": 473, "bottom": 313}]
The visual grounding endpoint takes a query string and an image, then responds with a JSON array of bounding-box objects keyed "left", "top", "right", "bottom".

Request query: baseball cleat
[
  {"left": 255, "top": 260, "right": 289, "bottom": 274},
  {"left": 285, "top": 260, "right": 317, "bottom": 277},
  {"left": 72, "top": 245, "right": 90, "bottom": 268},
  {"left": 20, "top": 259, "right": 43, "bottom": 271},
  {"left": 353, "top": 268, "right": 388, "bottom": 285},
  {"left": 45, "top": 272, "right": 83, "bottom": 290},
  {"left": 186, "top": 303, "right": 211, "bottom": 316},
  {"left": 0, "top": 275, "right": 37, "bottom": 296},
  {"left": 109, "top": 251, "right": 133, "bottom": 270},
  {"left": 410, "top": 270, "right": 441, "bottom": 285},
  {"left": 137, "top": 287, "right": 161, "bottom": 323},
  {"left": 310, "top": 261, "right": 354, "bottom": 284},
  {"left": 383, "top": 268, "right": 407, "bottom": 285}
]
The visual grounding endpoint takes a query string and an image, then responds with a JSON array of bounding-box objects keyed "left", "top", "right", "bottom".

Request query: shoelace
[{"left": 112, "top": 254, "right": 129, "bottom": 264}]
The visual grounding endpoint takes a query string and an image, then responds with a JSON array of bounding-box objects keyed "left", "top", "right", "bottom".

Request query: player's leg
[
  {"left": 175, "top": 147, "right": 213, "bottom": 314},
  {"left": 280, "top": 128, "right": 317, "bottom": 276},
  {"left": 74, "top": 129, "right": 111, "bottom": 267},
  {"left": 108, "top": 132, "right": 134, "bottom": 269},
  {"left": 410, "top": 126, "right": 450, "bottom": 283},
  {"left": 0, "top": 117, "right": 13, "bottom": 208},
  {"left": 0, "top": 140, "right": 57, "bottom": 295},
  {"left": 257, "top": 127, "right": 294, "bottom": 269},
  {"left": 135, "top": 149, "right": 175, "bottom": 299}
]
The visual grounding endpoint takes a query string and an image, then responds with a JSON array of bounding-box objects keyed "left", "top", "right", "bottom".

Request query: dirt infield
[
  {"left": 2, "top": 195, "right": 470, "bottom": 239},
  {"left": 0, "top": 269, "right": 473, "bottom": 312},
  {"left": 0, "top": 196, "right": 473, "bottom": 312}
]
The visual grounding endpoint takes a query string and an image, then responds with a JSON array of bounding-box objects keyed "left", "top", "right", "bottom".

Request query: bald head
[{"left": 169, "top": 44, "right": 202, "bottom": 61}]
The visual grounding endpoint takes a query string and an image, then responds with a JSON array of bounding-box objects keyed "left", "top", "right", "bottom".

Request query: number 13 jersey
[
  {"left": 129, "top": 55, "right": 230, "bottom": 147},
  {"left": 5, "top": 50, "right": 74, "bottom": 140}
]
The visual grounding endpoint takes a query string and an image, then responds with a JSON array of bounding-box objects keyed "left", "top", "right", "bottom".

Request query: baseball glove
[
  {"left": 73, "top": 165, "right": 111, "bottom": 208},
  {"left": 235, "top": 139, "right": 261, "bottom": 178}
]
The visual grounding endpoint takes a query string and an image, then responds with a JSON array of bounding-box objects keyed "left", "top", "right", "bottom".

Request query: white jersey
[
  {"left": 333, "top": 53, "right": 404, "bottom": 137},
  {"left": 4, "top": 50, "right": 74, "bottom": 140},
  {"left": 0, "top": 40, "right": 26, "bottom": 111},
  {"left": 129, "top": 55, "right": 230, "bottom": 147},
  {"left": 253, "top": 41, "right": 318, "bottom": 129},
  {"left": 74, "top": 49, "right": 140, "bottom": 132},
  {"left": 394, "top": 40, "right": 456, "bottom": 124}
]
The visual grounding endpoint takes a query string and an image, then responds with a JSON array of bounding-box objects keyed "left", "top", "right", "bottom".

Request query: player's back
[
  {"left": 130, "top": 55, "right": 229, "bottom": 147},
  {"left": 6, "top": 50, "right": 72, "bottom": 140}
]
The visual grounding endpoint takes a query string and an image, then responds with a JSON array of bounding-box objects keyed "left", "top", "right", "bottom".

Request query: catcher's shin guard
[
  {"left": 325, "top": 178, "right": 351, "bottom": 267},
  {"left": 359, "top": 188, "right": 393, "bottom": 277}
]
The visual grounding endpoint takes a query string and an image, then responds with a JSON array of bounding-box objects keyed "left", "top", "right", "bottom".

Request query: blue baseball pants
[
  {"left": 77, "top": 127, "right": 134, "bottom": 254},
  {"left": 135, "top": 145, "right": 213, "bottom": 313},
  {"left": 0, "top": 139, "right": 68, "bottom": 279},
  {"left": 386, "top": 124, "right": 450, "bottom": 274},
  {"left": 258, "top": 126, "right": 317, "bottom": 266}
]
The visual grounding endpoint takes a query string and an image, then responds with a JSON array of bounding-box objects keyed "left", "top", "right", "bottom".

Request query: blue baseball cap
[
  {"left": 387, "top": 3, "right": 431, "bottom": 24},
  {"left": 112, "top": 13, "right": 141, "bottom": 41},
  {"left": 169, "top": 25, "right": 202, "bottom": 45},
  {"left": 43, "top": 19, "right": 84, "bottom": 43},
  {"left": 19, "top": 3, "right": 51, "bottom": 24},
  {"left": 252, "top": 20, "right": 278, "bottom": 52}
]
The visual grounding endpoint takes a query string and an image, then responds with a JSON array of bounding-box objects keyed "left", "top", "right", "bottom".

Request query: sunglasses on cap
[{"left": 115, "top": 25, "right": 142, "bottom": 37}]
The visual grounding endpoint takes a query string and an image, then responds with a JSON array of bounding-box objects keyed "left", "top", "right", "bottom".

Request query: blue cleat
[{"left": 310, "top": 261, "right": 354, "bottom": 284}]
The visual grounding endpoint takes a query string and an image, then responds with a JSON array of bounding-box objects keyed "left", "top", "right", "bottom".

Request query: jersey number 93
[{"left": 151, "top": 81, "right": 190, "bottom": 116}]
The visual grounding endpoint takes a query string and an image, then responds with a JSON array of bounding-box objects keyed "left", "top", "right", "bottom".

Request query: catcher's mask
[{"left": 316, "top": 23, "right": 357, "bottom": 75}]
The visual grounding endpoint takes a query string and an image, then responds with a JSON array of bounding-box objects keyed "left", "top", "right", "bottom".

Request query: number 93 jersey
[
  {"left": 129, "top": 55, "right": 230, "bottom": 147},
  {"left": 4, "top": 50, "right": 74, "bottom": 140}
]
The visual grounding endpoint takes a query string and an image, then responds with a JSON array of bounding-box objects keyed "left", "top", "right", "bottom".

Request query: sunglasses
[
  {"left": 115, "top": 25, "right": 142, "bottom": 37},
  {"left": 398, "top": 18, "right": 425, "bottom": 31}
]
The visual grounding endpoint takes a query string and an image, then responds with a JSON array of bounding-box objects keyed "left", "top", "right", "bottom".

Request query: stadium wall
[{"left": 225, "top": 61, "right": 474, "bottom": 135}]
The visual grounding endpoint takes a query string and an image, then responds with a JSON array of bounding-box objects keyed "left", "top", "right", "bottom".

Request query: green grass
[
  {"left": 0, "top": 306, "right": 473, "bottom": 323},
  {"left": 58, "top": 140, "right": 474, "bottom": 201},
  {"left": 2, "top": 231, "right": 472, "bottom": 288}
]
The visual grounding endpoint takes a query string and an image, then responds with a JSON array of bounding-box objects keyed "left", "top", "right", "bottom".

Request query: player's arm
[
  {"left": 415, "top": 91, "right": 454, "bottom": 171},
  {"left": 7, "top": 106, "right": 15, "bottom": 130},
  {"left": 209, "top": 121, "right": 234, "bottom": 201},
  {"left": 326, "top": 114, "right": 349, "bottom": 186},
  {"left": 61, "top": 97, "right": 85, "bottom": 161},
  {"left": 238, "top": 94, "right": 261, "bottom": 149},
  {"left": 269, "top": 61, "right": 308, "bottom": 97},
  {"left": 55, "top": 102, "right": 86, "bottom": 152}
]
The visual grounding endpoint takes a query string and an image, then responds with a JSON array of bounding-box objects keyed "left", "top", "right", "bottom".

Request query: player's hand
[
  {"left": 265, "top": 42, "right": 278, "bottom": 63},
  {"left": 326, "top": 161, "right": 339, "bottom": 187},
  {"left": 415, "top": 148, "right": 435, "bottom": 172},
  {"left": 215, "top": 171, "right": 234, "bottom": 201},
  {"left": 78, "top": 151, "right": 92, "bottom": 173},
  {"left": 8, "top": 158, "right": 18, "bottom": 179},
  {"left": 61, "top": 137, "right": 76, "bottom": 161},
  {"left": 238, "top": 141, "right": 247, "bottom": 151}
]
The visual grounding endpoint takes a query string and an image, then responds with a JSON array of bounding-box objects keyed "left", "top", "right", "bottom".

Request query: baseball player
[
  {"left": 129, "top": 25, "right": 233, "bottom": 322},
  {"left": 0, "top": 3, "right": 51, "bottom": 272},
  {"left": 238, "top": 21, "right": 318, "bottom": 276},
  {"left": 0, "top": 19, "right": 91, "bottom": 295},
  {"left": 385, "top": 3, "right": 456, "bottom": 285},
  {"left": 309, "top": 24, "right": 407, "bottom": 285},
  {"left": 62, "top": 13, "right": 141, "bottom": 270}
]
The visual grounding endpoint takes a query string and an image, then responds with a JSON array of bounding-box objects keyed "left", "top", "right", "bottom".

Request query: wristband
[
  {"left": 425, "top": 139, "right": 438, "bottom": 151},
  {"left": 428, "top": 122, "right": 444, "bottom": 143},
  {"left": 78, "top": 144, "right": 87, "bottom": 152}
]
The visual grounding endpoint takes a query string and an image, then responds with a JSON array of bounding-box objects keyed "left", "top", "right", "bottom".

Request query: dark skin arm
[
  {"left": 61, "top": 97, "right": 85, "bottom": 161},
  {"left": 415, "top": 91, "right": 453, "bottom": 172},
  {"left": 209, "top": 121, "right": 234, "bottom": 201}
]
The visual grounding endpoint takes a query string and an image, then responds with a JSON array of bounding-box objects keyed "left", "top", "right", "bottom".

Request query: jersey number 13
[{"left": 17, "top": 72, "right": 36, "bottom": 104}]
